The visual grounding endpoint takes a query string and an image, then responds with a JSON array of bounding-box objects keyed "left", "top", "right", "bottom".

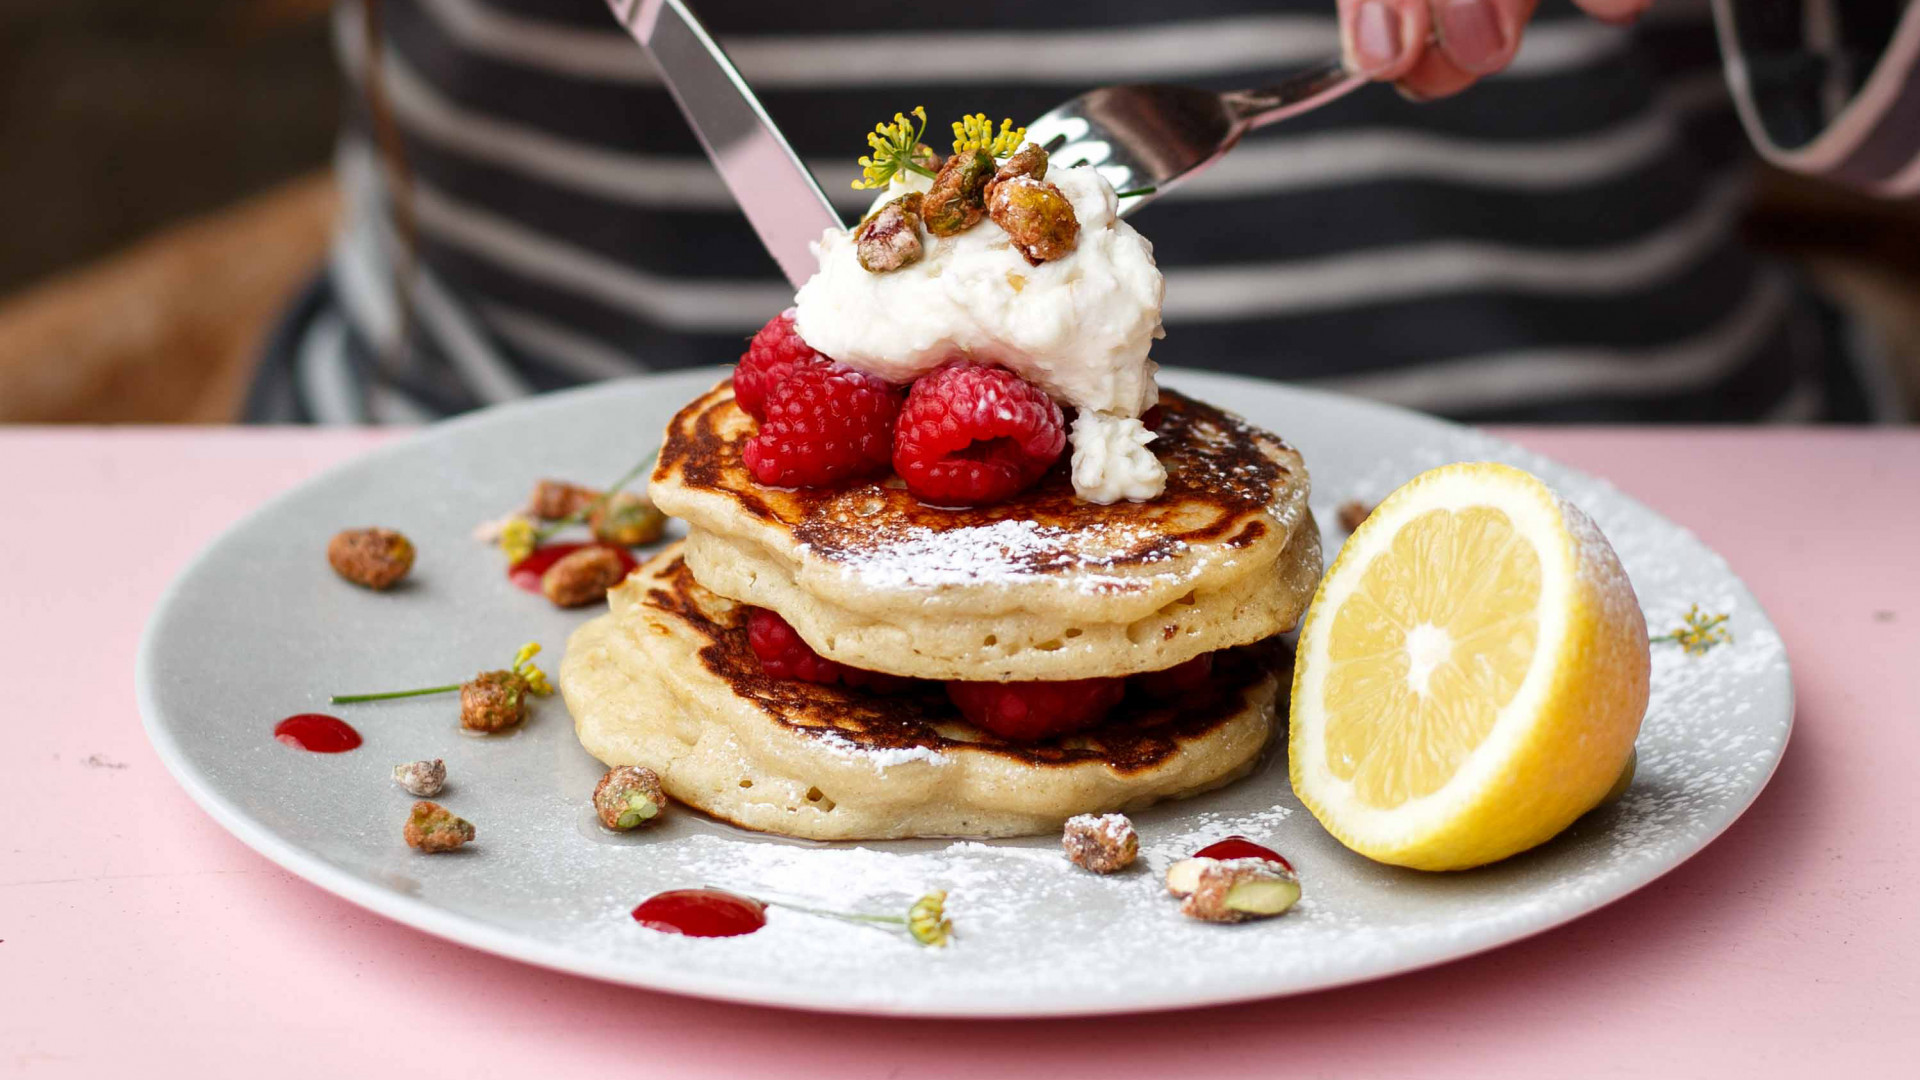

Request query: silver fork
[
  {"left": 1023, "top": 62, "right": 1366, "bottom": 218},
  {"left": 604, "top": 0, "right": 1365, "bottom": 283}
]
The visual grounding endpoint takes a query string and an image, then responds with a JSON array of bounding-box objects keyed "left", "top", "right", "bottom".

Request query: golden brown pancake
[
  {"left": 648, "top": 382, "right": 1321, "bottom": 681},
  {"left": 562, "top": 547, "right": 1288, "bottom": 840}
]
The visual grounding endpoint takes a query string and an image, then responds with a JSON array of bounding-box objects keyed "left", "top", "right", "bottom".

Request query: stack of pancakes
[{"left": 560, "top": 381, "right": 1322, "bottom": 840}]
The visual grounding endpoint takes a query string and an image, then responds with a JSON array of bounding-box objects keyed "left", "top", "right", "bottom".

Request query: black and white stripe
[{"left": 251, "top": 0, "right": 1890, "bottom": 424}]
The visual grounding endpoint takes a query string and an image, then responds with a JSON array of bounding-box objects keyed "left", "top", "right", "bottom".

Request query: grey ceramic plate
[{"left": 137, "top": 369, "right": 1792, "bottom": 1017}]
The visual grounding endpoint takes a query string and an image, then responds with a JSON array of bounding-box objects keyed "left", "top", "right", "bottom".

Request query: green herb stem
[
  {"left": 331, "top": 684, "right": 463, "bottom": 704},
  {"left": 769, "top": 901, "right": 905, "bottom": 927},
  {"left": 695, "top": 886, "right": 904, "bottom": 928}
]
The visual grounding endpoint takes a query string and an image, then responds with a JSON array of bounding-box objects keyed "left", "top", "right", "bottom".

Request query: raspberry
[
  {"left": 742, "top": 363, "right": 902, "bottom": 488},
  {"left": 892, "top": 361, "right": 1066, "bottom": 507},
  {"left": 945, "top": 677, "right": 1126, "bottom": 741},
  {"left": 745, "top": 608, "right": 914, "bottom": 692},
  {"left": 735, "top": 310, "right": 829, "bottom": 421},
  {"left": 1131, "top": 653, "right": 1214, "bottom": 700},
  {"left": 746, "top": 607, "right": 842, "bottom": 684}
]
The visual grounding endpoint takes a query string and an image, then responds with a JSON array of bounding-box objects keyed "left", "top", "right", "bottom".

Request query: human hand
[{"left": 1338, "top": 0, "right": 1652, "bottom": 100}]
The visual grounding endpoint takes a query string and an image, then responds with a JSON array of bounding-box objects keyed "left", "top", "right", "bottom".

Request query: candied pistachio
[
  {"left": 988, "top": 142, "right": 1047, "bottom": 195},
  {"left": 1178, "top": 859, "right": 1300, "bottom": 923},
  {"left": 327, "top": 527, "right": 415, "bottom": 590},
  {"left": 527, "top": 479, "right": 601, "bottom": 521},
  {"left": 460, "top": 669, "right": 532, "bottom": 732},
  {"left": 921, "top": 149, "right": 995, "bottom": 237},
  {"left": 987, "top": 177, "right": 1079, "bottom": 265},
  {"left": 589, "top": 490, "right": 666, "bottom": 546},
  {"left": 404, "top": 801, "right": 474, "bottom": 852},
  {"left": 594, "top": 765, "right": 667, "bottom": 830},
  {"left": 856, "top": 192, "right": 926, "bottom": 273},
  {"left": 393, "top": 759, "right": 446, "bottom": 797},
  {"left": 1062, "top": 813, "right": 1138, "bottom": 874},
  {"left": 540, "top": 546, "right": 628, "bottom": 608},
  {"left": 1164, "top": 857, "right": 1208, "bottom": 897},
  {"left": 1336, "top": 499, "right": 1375, "bottom": 533}
]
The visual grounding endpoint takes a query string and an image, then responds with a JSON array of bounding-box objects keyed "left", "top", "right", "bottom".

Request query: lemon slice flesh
[{"left": 1290, "top": 463, "right": 1650, "bottom": 871}]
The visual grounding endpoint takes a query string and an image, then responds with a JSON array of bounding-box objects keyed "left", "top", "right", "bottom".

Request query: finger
[
  {"left": 1393, "top": 45, "right": 1481, "bottom": 101},
  {"left": 1431, "top": 0, "right": 1537, "bottom": 77},
  {"left": 1339, "top": 0, "right": 1433, "bottom": 82},
  {"left": 1570, "top": 0, "right": 1651, "bottom": 25}
]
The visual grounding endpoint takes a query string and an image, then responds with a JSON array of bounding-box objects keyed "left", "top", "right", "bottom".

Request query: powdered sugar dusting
[
  {"left": 811, "top": 729, "right": 951, "bottom": 770},
  {"left": 508, "top": 415, "right": 1789, "bottom": 1011},
  {"left": 810, "top": 517, "right": 1197, "bottom": 593},
  {"left": 156, "top": 371, "right": 1793, "bottom": 1015},
  {"left": 514, "top": 404, "right": 1789, "bottom": 1013},
  {"left": 1067, "top": 812, "right": 1136, "bottom": 846}
]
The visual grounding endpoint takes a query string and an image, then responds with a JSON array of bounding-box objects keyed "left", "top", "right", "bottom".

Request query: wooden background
[{"left": 0, "top": 0, "right": 336, "bottom": 422}]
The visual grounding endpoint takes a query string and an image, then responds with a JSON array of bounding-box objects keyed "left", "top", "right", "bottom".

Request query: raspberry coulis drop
[
  {"left": 1193, "top": 835, "right": 1293, "bottom": 872},
  {"left": 631, "top": 888, "right": 767, "bottom": 937},
  {"left": 273, "top": 714, "right": 362, "bottom": 753},
  {"left": 508, "top": 542, "right": 638, "bottom": 594}
]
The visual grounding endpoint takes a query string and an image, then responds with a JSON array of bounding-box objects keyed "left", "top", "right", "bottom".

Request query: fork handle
[{"left": 1222, "top": 58, "right": 1367, "bottom": 131}]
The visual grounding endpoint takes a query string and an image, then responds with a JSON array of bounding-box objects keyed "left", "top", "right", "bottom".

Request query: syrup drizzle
[
  {"left": 1193, "top": 835, "right": 1293, "bottom": 872},
  {"left": 631, "top": 888, "right": 767, "bottom": 937},
  {"left": 508, "top": 542, "right": 638, "bottom": 594},
  {"left": 273, "top": 714, "right": 362, "bottom": 753}
]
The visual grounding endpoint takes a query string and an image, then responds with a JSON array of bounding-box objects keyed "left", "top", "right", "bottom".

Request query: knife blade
[{"left": 604, "top": 0, "right": 844, "bottom": 288}]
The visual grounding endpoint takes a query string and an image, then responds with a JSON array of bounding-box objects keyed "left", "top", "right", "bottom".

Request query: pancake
[
  {"left": 649, "top": 382, "right": 1321, "bottom": 681},
  {"left": 562, "top": 545, "right": 1286, "bottom": 840}
]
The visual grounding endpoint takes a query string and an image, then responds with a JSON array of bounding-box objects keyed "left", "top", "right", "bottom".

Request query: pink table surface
[{"left": 3, "top": 426, "right": 1918, "bottom": 1077}]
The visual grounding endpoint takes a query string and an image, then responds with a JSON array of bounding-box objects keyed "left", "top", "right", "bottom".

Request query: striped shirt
[{"left": 247, "top": 0, "right": 1896, "bottom": 424}]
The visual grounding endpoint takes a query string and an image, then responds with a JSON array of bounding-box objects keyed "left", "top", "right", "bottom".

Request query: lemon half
[{"left": 1289, "top": 462, "right": 1650, "bottom": 871}]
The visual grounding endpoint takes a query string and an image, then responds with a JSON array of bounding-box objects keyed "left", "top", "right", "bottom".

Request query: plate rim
[{"left": 136, "top": 368, "right": 1796, "bottom": 1017}]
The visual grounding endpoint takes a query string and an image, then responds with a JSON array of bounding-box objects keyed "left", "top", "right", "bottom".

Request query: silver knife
[{"left": 604, "top": 0, "right": 844, "bottom": 288}]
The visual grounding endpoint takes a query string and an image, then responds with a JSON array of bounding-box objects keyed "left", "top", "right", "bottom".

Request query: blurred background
[
  {"left": 0, "top": 0, "right": 336, "bottom": 422},
  {"left": 2, "top": 0, "right": 1918, "bottom": 423}
]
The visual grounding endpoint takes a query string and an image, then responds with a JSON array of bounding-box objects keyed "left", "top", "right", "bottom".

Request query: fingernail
[
  {"left": 1439, "top": 0, "right": 1510, "bottom": 74},
  {"left": 1351, "top": 1, "right": 1403, "bottom": 75}
]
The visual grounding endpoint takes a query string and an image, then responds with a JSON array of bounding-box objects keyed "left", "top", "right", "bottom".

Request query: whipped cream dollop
[
  {"left": 793, "top": 165, "right": 1167, "bottom": 502},
  {"left": 1069, "top": 411, "right": 1165, "bottom": 505}
]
